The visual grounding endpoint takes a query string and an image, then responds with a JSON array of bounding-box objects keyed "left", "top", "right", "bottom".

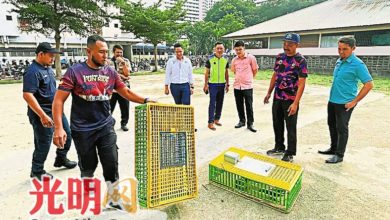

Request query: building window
[
  {"left": 300, "top": 34, "right": 319, "bottom": 48},
  {"left": 270, "top": 37, "right": 283, "bottom": 49},
  {"left": 6, "top": 15, "right": 12, "bottom": 21},
  {"left": 114, "top": 23, "right": 119, "bottom": 28},
  {"left": 321, "top": 30, "right": 390, "bottom": 48},
  {"left": 244, "top": 38, "right": 268, "bottom": 49}
]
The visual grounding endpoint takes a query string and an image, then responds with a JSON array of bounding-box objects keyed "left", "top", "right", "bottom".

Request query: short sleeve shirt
[
  {"left": 23, "top": 60, "right": 57, "bottom": 115},
  {"left": 329, "top": 53, "right": 372, "bottom": 104},
  {"left": 58, "top": 62, "right": 126, "bottom": 131},
  {"left": 232, "top": 53, "right": 258, "bottom": 90},
  {"left": 273, "top": 53, "right": 308, "bottom": 101}
]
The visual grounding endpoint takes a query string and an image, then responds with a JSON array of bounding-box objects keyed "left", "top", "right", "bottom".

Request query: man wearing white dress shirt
[{"left": 164, "top": 43, "right": 194, "bottom": 105}]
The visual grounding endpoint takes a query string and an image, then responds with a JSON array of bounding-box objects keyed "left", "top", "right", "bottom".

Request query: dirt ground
[{"left": 0, "top": 74, "right": 389, "bottom": 220}]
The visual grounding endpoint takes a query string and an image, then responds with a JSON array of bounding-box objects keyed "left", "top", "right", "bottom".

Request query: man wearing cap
[
  {"left": 318, "top": 36, "right": 373, "bottom": 163},
  {"left": 231, "top": 40, "right": 258, "bottom": 133},
  {"left": 264, "top": 33, "right": 309, "bottom": 162},
  {"left": 23, "top": 42, "right": 77, "bottom": 180}
]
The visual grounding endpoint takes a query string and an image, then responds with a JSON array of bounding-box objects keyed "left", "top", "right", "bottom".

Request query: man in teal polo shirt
[
  {"left": 318, "top": 36, "right": 374, "bottom": 163},
  {"left": 203, "top": 42, "right": 229, "bottom": 130}
]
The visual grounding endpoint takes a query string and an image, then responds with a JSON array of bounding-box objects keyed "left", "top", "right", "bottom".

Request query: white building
[
  {"left": 0, "top": 3, "right": 142, "bottom": 63},
  {"left": 223, "top": 0, "right": 390, "bottom": 76},
  {"left": 201, "top": 0, "right": 221, "bottom": 19},
  {"left": 160, "top": 0, "right": 203, "bottom": 22}
]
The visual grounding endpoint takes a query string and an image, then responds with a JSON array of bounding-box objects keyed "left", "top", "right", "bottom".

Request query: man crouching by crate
[{"left": 52, "top": 35, "right": 155, "bottom": 210}]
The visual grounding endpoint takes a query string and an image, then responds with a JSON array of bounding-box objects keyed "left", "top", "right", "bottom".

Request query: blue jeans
[
  {"left": 170, "top": 83, "right": 191, "bottom": 105},
  {"left": 208, "top": 83, "right": 226, "bottom": 123},
  {"left": 29, "top": 112, "right": 72, "bottom": 174}
]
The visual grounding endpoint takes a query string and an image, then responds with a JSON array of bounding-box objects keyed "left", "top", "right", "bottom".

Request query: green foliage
[
  {"left": 185, "top": 0, "right": 327, "bottom": 55},
  {"left": 185, "top": 14, "right": 244, "bottom": 55},
  {"left": 205, "top": 0, "right": 326, "bottom": 27},
  {"left": 251, "top": 0, "right": 327, "bottom": 26},
  {"left": 204, "top": 0, "right": 257, "bottom": 27},
  {"left": 117, "top": 0, "right": 186, "bottom": 71},
  {"left": 118, "top": 0, "right": 186, "bottom": 45},
  {"left": 185, "top": 21, "right": 215, "bottom": 55}
]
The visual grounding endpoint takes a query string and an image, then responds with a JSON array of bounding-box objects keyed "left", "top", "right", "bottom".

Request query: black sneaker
[
  {"left": 121, "top": 125, "right": 129, "bottom": 131},
  {"left": 54, "top": 157, "right": 77, "bottom": 169},
  {"left": 266, "top": 148, "right": 285, "bottom": 156},
  {"left": 281, "top": 154, "right": 294, "bottom": 162},
  {"left": 30, "top": 170, "right": 53, "bottom": 181}
]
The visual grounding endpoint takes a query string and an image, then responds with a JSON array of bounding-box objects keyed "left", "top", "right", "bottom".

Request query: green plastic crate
[
  {"left": 135, "top": 103, "right": 198, "bottom": 208},
  {"left": 209, "top": 147, "right": 303, "bottom": 213}
]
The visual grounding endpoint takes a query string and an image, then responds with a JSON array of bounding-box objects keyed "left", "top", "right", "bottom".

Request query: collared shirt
[
  {"left": 165, "top": 56, "right": 193, "bottom": 85},
  {"left": 231, "top": 53, "right": 258, "bottom": 90},
  {"left": 329, "top": 53, "right": 373, "bottom": 104},
  {"left": 273, "top": 52, "right": 308, "bottom": 101},
  {"left": 23, "top": 60, "right": 57, "bottom": 115}
]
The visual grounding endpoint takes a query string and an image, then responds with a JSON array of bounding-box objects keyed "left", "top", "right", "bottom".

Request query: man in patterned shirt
[
  {"left": 52, "top": 35, "right": 154, "bottom": 210},
  {"left": 264, "top": 33, "right": 308, "bottom": 162}
]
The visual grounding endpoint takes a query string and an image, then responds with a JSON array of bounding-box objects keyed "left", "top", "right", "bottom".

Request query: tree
[
  {"left": 252, "top": 0, "right": 327, "bottom": 25},
  {"left": 204, "top": 0, "right": 257, "bottom": 27},
  {"left": 5, "top": 0, "right": 115, "bottom": 76},
  {"left": 118, "top": 0, "right": 186, "bottom": 71},
  {"left": 205, "top": 0, "right": 326, "bottom": 27},
  {"left": 184, "top": 21, "right": 216, "bottom": 55},
  {"left": 214, "top": 14, "right": 245, "bottom": 41},
  {"left": 184, "top": 14, "right": 244, "bottom": 55}
]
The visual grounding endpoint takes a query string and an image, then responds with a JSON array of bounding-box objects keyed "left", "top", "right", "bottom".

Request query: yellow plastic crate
[
  {"left": 209, "top": 147, "right": 303, "bottom": 213},
  {"left": 135, "top": 103, "right": 198, "bottom": 208}
]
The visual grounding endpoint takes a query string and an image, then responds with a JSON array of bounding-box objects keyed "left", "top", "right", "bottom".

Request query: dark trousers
[
  {"left": 234, "top": 89, "right": 254, "bottom": 125},
  {"left": 327, "top": 101, "right": 354, "bottom": 158},
  {"left": 29, "top": 113, "right": 72, "bottom": 174},
  {"left": 110, "top": 92, "right": 129, "bottom": 126},
  {"left": 72, "top": 125, "right": 119, "bottom": 183},
  {"left": 170, "top": 83, "right": 191, "bottom": 105},
  {"left": 272, "top": 99, "right": 298, "bottom": 155},
  {"left": 208, "top": 83, "right": 225, "bottom": 123}
]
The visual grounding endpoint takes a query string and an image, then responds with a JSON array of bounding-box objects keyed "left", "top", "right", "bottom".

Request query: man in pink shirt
[{"left": 231, "top": 41, "right": 259, "bottom": 132}]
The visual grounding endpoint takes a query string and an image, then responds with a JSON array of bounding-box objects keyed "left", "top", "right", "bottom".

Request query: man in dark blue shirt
[{"left": 23, "top": 42, "right": 77, "bottom": 180}]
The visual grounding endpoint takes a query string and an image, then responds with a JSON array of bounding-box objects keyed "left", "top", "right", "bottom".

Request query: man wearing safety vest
[{"left": 203, "top": 42, "right": 230, "bottom": 130}]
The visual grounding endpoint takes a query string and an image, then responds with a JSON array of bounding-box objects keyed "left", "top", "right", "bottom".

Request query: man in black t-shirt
[{"left": 23, "top": 42, "right": 77, "bottom": 180}]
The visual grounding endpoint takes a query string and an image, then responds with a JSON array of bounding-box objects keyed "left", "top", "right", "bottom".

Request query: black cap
[{"left": 35, "top": 42, "right": 60, "bottom": 54}]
